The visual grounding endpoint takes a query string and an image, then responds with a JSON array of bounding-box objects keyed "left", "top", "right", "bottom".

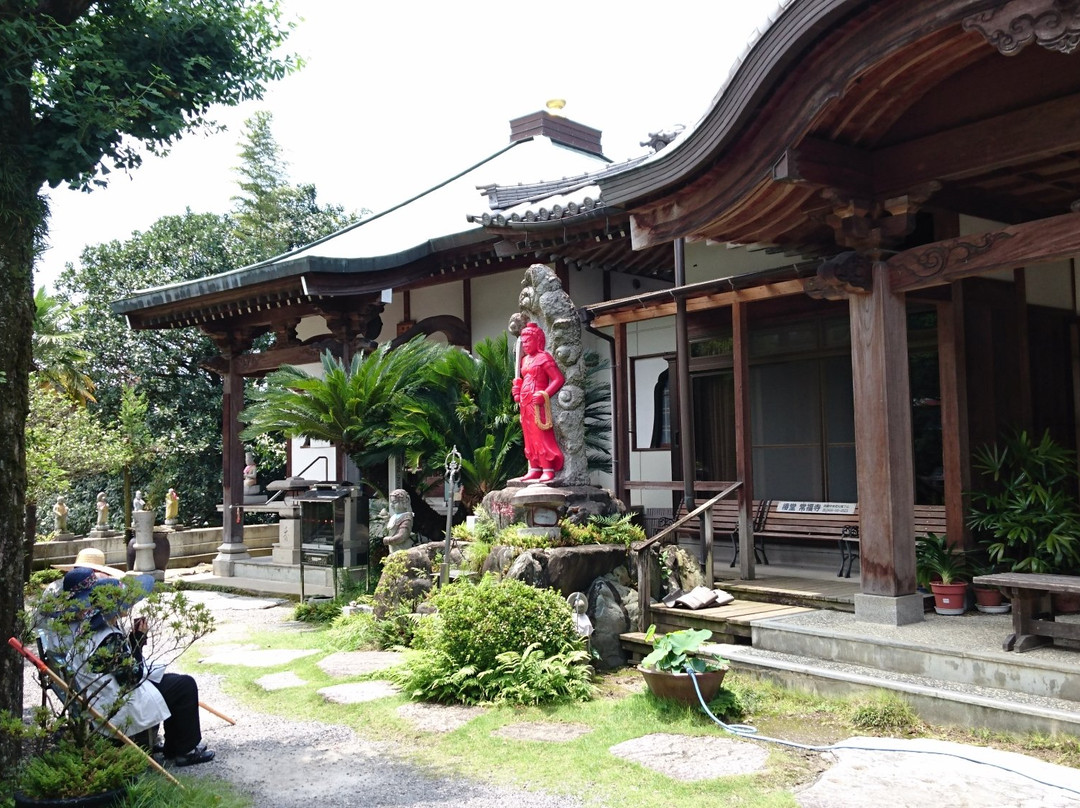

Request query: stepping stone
[
  {"left": 199, "top": 646, "right": 319, "bottom": 667},
  {"left": 491, "top": 722, "right": 592, "bottom": 743},
  {"left": 397, "top": 702, "right": 486, "bottom": 733},
  {"left": 318, "top": 680, "right": 400, "bottom": 704},
  {"left": 255, "top": 672, "right": 308, "bottom": 691},
  {"left": 317, "top": 651, "right": 404, "bottom": 677},
  {"left": 608, "top": 733, "right": 767, "bottom": 781}
]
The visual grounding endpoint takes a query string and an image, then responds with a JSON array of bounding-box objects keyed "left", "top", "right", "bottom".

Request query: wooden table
[{"left": 972, "top": 572, "right": 1080, "bottom": 652}]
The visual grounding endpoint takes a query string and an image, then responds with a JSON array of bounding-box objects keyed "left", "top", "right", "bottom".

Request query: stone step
[
  {"left": 749, "top": 611, "right": 1080, "bottom": 703},
  {"left": 620, "top": 631, "right": 1080, "bottom": 738}
]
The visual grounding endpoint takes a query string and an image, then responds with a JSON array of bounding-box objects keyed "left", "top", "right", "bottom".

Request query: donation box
[{"left": 295, "top": 483, "right": 369, "bottom": 597}]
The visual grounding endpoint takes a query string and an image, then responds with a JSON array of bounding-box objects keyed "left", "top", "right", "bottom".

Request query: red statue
[{"left": 512, "top": 322, "right": 565, "bottom": 483}]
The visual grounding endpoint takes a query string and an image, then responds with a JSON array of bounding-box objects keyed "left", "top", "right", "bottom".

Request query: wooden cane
[
  {"left": 198, "top": 701, "right": 235, "bottom": 725},
  {"left": 8, "top": 637, "right": 184, "bottom": 788}
]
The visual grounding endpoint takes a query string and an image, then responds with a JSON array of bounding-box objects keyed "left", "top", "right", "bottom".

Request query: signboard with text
[{"left": 774, "top": 501, "right": 856, "bottom": 515}]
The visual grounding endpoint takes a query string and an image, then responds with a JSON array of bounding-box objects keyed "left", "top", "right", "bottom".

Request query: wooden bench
[
  {"left": 672, "top": 498, "right": 769, "bottom": 567},
  {"left": 757, "top": 501, "right": 860, "bottom": 577},
  {"left": 675, "top": 498, "right": 947, "bottom": 579},
  {"left": 971, "top": 572, "right": 1080, "bottom": 652}
]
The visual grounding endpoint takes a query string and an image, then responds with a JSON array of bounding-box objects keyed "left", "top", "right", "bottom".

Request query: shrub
[
  {"left": 293, "top": 599, "right": 341, "bottom": 624},
  {"left": 393, "top": 575, "right": 591, "bottom": 704}
]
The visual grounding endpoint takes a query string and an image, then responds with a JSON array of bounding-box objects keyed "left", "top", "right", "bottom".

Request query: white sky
[{"left": 36, "top": 0, "right": 780, "bottom": 291}]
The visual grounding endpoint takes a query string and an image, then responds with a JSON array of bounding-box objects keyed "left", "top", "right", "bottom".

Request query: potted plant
[
  {"left": 10, "top": 574, "right": 214, "bottom": 806},
  {"left": 915, "top": 532, "right": 970, "bottom": 615},
  {"left": 968, "top": 429, "right": 1080, "bottom": 612},
  {"left": 968, "top": 559, "right": 1010, "bottom": 614},
  {"left": 638, "top": 625, "right": 729, "bottom": 706}
]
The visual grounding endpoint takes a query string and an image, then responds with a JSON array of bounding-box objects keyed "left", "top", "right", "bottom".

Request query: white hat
[{"left": 52, "top": 547, "right": 126, "bottom": 578}]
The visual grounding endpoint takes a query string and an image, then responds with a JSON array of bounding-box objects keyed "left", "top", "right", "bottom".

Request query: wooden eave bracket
[{"left": 804, "top": 251, "right": 874, "bottom": 300}]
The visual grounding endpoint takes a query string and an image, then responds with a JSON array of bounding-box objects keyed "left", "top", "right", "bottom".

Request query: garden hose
[{"left": 685, "top": 664, "right": 1080, "bottom": 798}]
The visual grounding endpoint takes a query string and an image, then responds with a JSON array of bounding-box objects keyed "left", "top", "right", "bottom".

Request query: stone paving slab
[
  {"left": 318, "top": 680, "right": 400, "bottom": 704},
  {"left": 255, "top": 672, "right": 309, "bottom": 691},
  {"left": 317, "top": 650, "right": 404, "bottom": 677},
  {"left": 491, "top": 722, "right": 593, "bottom": 743},
  {"left": 397, "top": 703, "right": 487, "bottom": 733},
  {"left": 797, "top": 737, "right": 1080, "bottom": 808},
  {"left": 608, "top": 733, "right": 768, "bottom": 781},
  {"left": 169, "top": 590, "right": 288, "bottom": 611},
  {"left": 198, "top": 645, "right": 319, "bottom": 667}
]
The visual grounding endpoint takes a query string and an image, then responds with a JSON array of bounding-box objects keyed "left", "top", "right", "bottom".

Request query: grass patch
[{"left": 176, "top": 611, "right": 1080, "bottom": 807}]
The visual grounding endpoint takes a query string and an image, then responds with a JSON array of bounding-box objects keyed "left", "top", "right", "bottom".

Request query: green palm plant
[
  {"left": 391, "top": 335, "right": 524, "bottom": 508},
  {"left": 32, "top": 287, "right": 96, "bottom": 405},
  {"left": 968, "top": 429, "right": 1080, "bottom": 575},
  {"left": 240, "top": 337, "right": 446, "bottom": 488}
]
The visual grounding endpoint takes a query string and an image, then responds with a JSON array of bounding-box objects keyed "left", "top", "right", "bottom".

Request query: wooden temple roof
[{"left": 599, "top": 0, "right": 1080, "bottom": 268}]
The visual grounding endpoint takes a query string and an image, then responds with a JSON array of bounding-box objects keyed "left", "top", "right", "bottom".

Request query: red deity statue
[{"left": 512, "top": 322, "right": 565, "bottom": 483}]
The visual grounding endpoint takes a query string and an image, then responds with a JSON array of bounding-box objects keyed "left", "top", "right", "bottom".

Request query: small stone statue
[
  {"left": 567, "top": 592, "right": 593, "bottom": 639},
  {"left": 382, "top": 489, "right": 415, "bottom": 553},
  {"left": 95, "top": 492, "right": 109, "bottom": 528},
  {"left": 53, "top": 495, "right": 69, "bottom": 533},
  {"left": 243, "top": 451, "right": 259, "bottom": 493},
  {"left": 164, "top": 488, "right": 179, "bottom": 524},
  {"left": 133, "top": 490, "right": 146, "bottom": 512}
]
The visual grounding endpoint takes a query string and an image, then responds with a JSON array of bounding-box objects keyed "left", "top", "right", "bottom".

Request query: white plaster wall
[
  {"left": 1026, "top": 260, "right": 1075, "bottom": 311},
  {"left": 959, "top": 215, "right": 1077, "bottom": 308},
  {"left": 471, "top": 269, "right": 528, "bottom": 344},
  {"left": 295, "top": 313, "right": 331, "bottom": 343},
  {"left": 685, "top": 241, "right": 802, "bottom": 284}
]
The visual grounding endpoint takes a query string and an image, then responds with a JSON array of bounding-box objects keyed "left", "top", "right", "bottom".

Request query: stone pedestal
[
  {"left": 129, "top": 511, "right": 163, "bottom": 580},
  {"left": 88, "top": 528, "right": 121, "bottom": 540},
  {"left": 271, "top": 507, "right": 302, "bottom": 565}
]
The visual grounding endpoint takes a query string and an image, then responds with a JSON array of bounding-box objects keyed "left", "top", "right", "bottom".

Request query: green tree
[
  {"left": 26, "top": 385, "right": 126, "bottom": 512},
  {"left": 0, "top": 1, "right": 296, "bottom": 776},
  {"left": 232, "top": 110, "right": 361, "bottom": 260},
  {"left": 57, "top": 212, "right": 241, "bottom": 528},
  {"left": 32, "top": 287, "right": 95, "bottom": 405}
]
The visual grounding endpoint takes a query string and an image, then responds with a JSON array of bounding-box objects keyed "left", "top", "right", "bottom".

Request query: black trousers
[{"left": 152, "top": 672, "right": 202, "bottom": 756}]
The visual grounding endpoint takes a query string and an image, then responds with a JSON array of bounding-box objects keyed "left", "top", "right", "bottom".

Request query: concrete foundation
[{"left": 853, "top": 592, "right": 925, "bottom": 626}]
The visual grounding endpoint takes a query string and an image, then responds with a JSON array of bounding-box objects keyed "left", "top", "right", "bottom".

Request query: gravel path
[{"left": 22, "top": 590, "right": 1080, "bottom": 808}]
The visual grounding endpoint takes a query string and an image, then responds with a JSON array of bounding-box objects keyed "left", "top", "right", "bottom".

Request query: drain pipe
[{"left": 674, "top": 238, "right": 700, "bottom": 569}]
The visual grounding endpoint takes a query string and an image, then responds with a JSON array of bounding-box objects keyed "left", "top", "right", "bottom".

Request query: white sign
[{"left": 774, "top": 501, "right": 856, "bottom": 515}]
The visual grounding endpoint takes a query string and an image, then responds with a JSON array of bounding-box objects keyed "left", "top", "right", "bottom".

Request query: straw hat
[{"left": 52, "top": 547, "right": 127, "bottom": 578}]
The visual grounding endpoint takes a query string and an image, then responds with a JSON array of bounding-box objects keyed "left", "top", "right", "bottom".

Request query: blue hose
[{"left": 684, "top": 663, "right": 1080, "bottom": 796}]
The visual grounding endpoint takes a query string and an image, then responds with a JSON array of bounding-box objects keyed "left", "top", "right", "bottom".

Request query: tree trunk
[{"left": 0, "top": 100, "right": 44, "bottom": 778}]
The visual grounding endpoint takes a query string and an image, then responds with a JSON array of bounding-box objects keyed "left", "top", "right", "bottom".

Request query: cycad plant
[{"left": 240, "top": 337, "right": 446, "bottom": 486}]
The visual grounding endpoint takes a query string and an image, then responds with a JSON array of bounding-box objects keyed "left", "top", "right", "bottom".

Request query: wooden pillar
[
  {"left": 937, "top": 296, "right": 971, "bottom": 549},
  {"left": 732, "top": 299, "right": 755, "bottom": 580},
  {"left": 850, "top": 262, "right": 921, "bottom": 624},
  {"left": 613, "top": 322, "right": 630, "bottom": 506},
  {"left": 214, "top": 357, "right": 251, "bottom": 574}
]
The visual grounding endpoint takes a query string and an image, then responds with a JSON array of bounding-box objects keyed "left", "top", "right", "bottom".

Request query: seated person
[{"left": 48, "top": 566, "right": 215, "bottom": 767}]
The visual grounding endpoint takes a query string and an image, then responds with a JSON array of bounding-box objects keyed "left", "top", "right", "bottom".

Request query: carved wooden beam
[
  {"left": 874, "top": 92, "right": 1080, "bottom": 196},
  {"left": 202, "top": 342, "right": 337, "bottom": 377},
  {"left": 963, "top": 0, "right": 1080, "bottom": 55},
  {"left": 888, "top": 211, "right": 1080, "bottom": 292}
]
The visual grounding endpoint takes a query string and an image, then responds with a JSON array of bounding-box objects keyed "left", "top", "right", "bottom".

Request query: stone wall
[{"left": 31, "top": 525, "right": 279, "bottom": 570}]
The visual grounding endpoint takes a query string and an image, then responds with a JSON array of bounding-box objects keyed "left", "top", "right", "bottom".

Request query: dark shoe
[{"left": 173, "top": 747, "right": 215, "bottom": 767}]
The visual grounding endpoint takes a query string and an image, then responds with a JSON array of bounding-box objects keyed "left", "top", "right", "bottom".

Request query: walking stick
[
  {"left": 199, "top": 701, "right": 235, "bottom": 725},
  {"left": 8, "top": 637, "right": 183, "bottom": 788}
]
